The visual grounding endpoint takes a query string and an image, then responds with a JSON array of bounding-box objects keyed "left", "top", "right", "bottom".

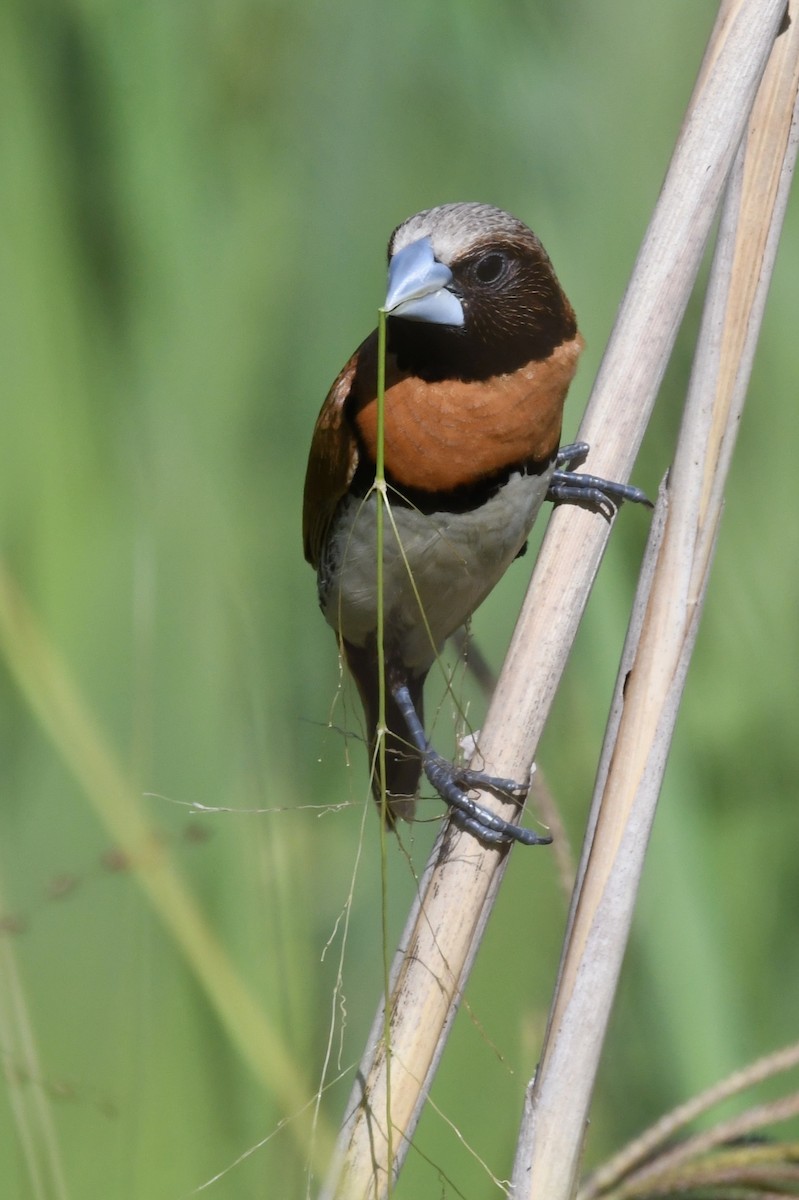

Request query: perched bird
[{"left": 303, "top": 202, "right": 646, "bottom": 844}]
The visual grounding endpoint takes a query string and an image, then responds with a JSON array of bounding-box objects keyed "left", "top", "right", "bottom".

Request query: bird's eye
[{"left": 473, "top": 252, "right": 507, "bottom": 285}]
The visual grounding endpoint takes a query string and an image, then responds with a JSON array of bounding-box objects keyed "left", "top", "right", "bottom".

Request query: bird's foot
[
  {"left": 422, "top": 752, "right": 548, "bottom": 845},
  {"left": 549, "top": 441, "right": 652, "bottom": 515},
  {"left": 392, "top": 681, "right": 548, "bottom": 846}
]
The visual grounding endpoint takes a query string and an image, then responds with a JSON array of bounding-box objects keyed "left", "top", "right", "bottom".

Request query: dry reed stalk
[
  {"left": 319, "top": 2, "right": 792, "bottom": 1197},
  {"left": 512, "top": 6, "right": 799, "bottom": 1198},
  {"left": 580, "top": 1041, "right": 799, "bottom": 1199}
]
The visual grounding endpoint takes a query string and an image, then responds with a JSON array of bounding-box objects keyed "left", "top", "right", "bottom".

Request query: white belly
[{"left": 319, "top": 469, "right": 552, "bottom": 672}]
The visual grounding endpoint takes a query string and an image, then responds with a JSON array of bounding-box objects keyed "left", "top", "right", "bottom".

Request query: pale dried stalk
[
  {"left": 318, "top": 3, "right": 789, "bottom": 1198},
  {"left": 604, "top": 1093, "right": 799, "bottom": 1200},
  {"left": 513, "top": 8, "right": 799, "bottom": 1199},
  {"left": 581, "top": 1041, "right": 799, "bottom": 1199}
]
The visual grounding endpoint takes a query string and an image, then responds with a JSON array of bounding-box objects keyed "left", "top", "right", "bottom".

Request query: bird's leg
[
  {"left": 391, "top": 682, "right": 550, "bottom": 846},
  {"left": 548, "top": 441, "right": 652, "bottom": 514}
]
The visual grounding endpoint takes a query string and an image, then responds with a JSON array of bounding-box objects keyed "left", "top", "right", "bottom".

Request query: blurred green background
[{"left": 2, "top": 1, "right": 798, "bottom": 1197}]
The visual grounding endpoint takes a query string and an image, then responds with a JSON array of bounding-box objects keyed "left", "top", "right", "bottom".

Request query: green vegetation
[{"left": 1, "top": 3, "right": 797, "bottom": 1196}]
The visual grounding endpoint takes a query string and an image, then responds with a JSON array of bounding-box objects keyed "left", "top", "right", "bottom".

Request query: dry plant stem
[
  {"left": 611, "top": 1093, "right": 799, "bottom": 1199},
  {"left": 582, "top": 1041, "right": 799, "bottom": 1199},
  {"left": 513, "top": 8, "right": 799, "bottom": 1199},
  {"left": 451, "top": 628, "right": 577, "bottom": 895},
  {"left": 319, "top": 3, "right": 788, "bottom": 1198}
]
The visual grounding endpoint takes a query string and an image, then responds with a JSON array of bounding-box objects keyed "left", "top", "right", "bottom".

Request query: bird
[{"left": 303, "top": 202, "right": 647, "bottom": 845}]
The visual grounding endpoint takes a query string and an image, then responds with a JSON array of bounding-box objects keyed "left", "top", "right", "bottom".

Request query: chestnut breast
[{"left": 352, "top": 334, "right": 583, "bottom": 495}]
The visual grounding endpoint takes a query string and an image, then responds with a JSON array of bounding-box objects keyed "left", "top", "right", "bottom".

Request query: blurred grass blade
[
  {"left": 0, "top": 560, "right": 334, "bottom": 1172},
  {"left": 0, "top": 882, "right": 69, "bottom": 1200}
]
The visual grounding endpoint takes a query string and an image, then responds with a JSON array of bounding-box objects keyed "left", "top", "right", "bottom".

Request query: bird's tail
[{"left": 343, "top": 640, "right": 423, "bottom": 826}]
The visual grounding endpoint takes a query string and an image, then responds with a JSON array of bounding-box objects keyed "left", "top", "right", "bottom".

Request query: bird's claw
[
  {"left": 550, "top": 441, "right": 652, "bottom": 515},
  {"left": 393, "top": 681, "right": 548, "bottom": 847},
  {"left": 422, "top": 752, "right": 549, "bottom": 846}
]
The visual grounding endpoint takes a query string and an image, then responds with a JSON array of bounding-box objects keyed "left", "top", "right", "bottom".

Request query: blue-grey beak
[{"left": 383, "top": 237, "right": 464, "bottom": 326}]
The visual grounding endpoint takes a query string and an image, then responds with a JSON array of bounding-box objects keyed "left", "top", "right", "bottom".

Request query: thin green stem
[{"left": 375, "top": 305, "right": 394, "bottom": 1192}]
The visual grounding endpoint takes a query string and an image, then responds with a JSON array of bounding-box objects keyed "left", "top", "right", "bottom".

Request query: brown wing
[{"left": 302, "top": 349, "right": 362, "bottom": 568}]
